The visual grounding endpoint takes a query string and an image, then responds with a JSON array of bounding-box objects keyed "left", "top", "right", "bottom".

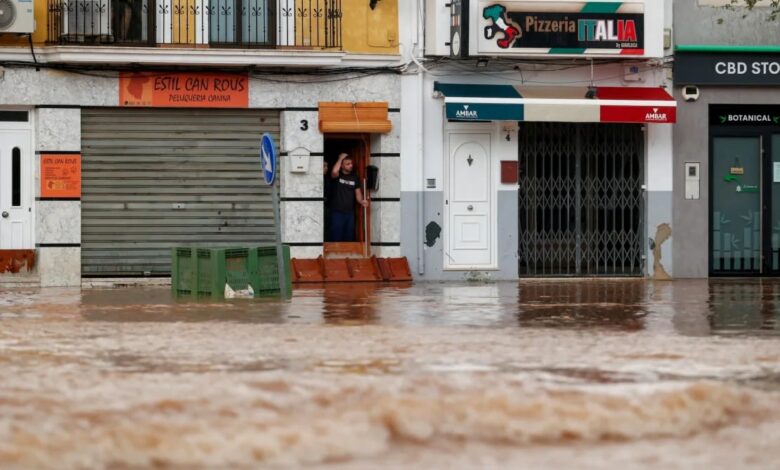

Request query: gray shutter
[{"left": 81, "top": 108, "right": 280, "bottom": 277}]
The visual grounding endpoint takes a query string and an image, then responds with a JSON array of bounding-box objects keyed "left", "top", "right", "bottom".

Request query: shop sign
[
  {"left": 477, "top": 0, "right": 644, "bottom": 56},
  {"left": 41, "top": 153, "right": 81, "bottom": 198},
  {"left": 601, "top": 105, "right": 675, "bottom": 123},
  {"left": 710, "top": 105, "right": 780, "bottom": 126},
  {"left": 676, "top": 53, "right": 780, "bottom": 86},
  {"left": 445, "top": 102, "right": 524, "bottom": 121},
  {"left": 119, "top": 72, "right": 249, "bottom": 108}
]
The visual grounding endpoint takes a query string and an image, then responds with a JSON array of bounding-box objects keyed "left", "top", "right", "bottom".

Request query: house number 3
[{"left": 300, "top": 120, "right": 309, "bottom": 131}]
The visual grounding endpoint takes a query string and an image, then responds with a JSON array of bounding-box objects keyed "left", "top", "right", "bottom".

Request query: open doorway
[{"left": 323, "top": 135, "right": 371, "bottom": 257}]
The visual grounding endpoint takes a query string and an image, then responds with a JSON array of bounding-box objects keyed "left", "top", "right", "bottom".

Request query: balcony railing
[{"left": 47, "top": 0, "right": 342, "bottom": 48}]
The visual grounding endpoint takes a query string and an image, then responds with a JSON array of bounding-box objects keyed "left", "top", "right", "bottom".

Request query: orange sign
[
  {"left": 119, "top": 72, "right": 249, "bottom": 108},
  {"left": 41, "top": 154, "right": 81, "bottom": 198}
]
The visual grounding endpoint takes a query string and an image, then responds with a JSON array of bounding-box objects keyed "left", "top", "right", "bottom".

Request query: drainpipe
[
  {"left": 416, "top": 0, "right": 426, "bottom": 275},
  {"left": 417, "top": 69, "right": 425, "bottom": 275}
]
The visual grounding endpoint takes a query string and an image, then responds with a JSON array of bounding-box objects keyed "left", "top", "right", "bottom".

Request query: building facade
[
  {"left": 672, "top": 0, "right": 780, "bottom": 277},
  {"left": 0, "top": 0, "right": 403, "bottom": 286},
  {"left": 400, "top": 0, "right": 676, "bottom": 281}
]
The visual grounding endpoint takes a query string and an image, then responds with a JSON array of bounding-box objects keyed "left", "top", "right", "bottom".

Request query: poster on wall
[
  {"left": 477, "top": 0, "right": 645, "bottom": 56},
  {"left": 41, "top": 154, "right": 81, "bottom": 198},
  {"left": 119, "top": 72, "right": 249, "bottom": 108}
]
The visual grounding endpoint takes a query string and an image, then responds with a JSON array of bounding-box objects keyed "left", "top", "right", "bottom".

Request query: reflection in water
[
  {"left": 517, "top": 280, "right": 647, "bottom": 331},
  {"left": 6, "top": 279, "right": 780, "bottom": 336},
  {"left": 709, "top": 280, "right": 780, "bottom": 334},
  {"left": 319, "top": 283, "right": 382, "bottom": 325}
]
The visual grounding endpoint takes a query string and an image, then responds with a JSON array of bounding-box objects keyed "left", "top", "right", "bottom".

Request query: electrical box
[
  {"left": 288, "top": 147, "right": 310, "bottom": 173},
  {"left": 685, "top": 162, "right": 700, "bottom": 200},
  {"left": 624, "top": 64, "right": 644, "bottom": 82}
]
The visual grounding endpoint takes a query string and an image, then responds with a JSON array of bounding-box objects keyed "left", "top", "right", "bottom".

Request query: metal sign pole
[
  {"left": 272, "top": 176, "right": 289, "bottom": 299},
  {"left": 363, "top": 178, "right": 369, "bottom": 257},
  {"left": 261, "top": 133, "right": 289, "bottom": 299}
]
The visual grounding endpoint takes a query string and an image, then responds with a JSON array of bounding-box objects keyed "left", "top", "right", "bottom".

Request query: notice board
[{"left": 41, "top": 154, "right": 81, "bottom": 198}]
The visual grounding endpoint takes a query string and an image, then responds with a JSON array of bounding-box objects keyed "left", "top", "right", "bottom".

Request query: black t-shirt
[{"left": 330, "top": 172, "right": 359, "bottom": 213}]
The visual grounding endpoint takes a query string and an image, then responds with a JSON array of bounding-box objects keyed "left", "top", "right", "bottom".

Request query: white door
[
  {"left": 0, "top": 130, "right": 33, "bottom": 249},
  {"left": 446, "top": 133, "right": 493, "bottom": 268}
]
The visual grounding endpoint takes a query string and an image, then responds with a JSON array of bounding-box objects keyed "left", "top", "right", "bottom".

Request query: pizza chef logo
[{"left": 483, "top": 5, "right": 521, "bottom": 49}]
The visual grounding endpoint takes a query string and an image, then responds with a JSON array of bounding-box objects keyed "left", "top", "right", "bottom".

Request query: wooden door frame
[{"left": 323, "top": 133, "right": 372, "bottom": 257}]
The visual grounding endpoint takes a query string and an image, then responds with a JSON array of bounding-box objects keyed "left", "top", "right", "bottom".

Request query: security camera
[{"left": 682, "top": 86, "right": 700, "bottom": 102}]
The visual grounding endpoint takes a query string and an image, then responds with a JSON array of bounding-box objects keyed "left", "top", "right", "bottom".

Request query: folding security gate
[
  {"left": 81, "top": 108, "right": 279, "bottom": 277},
  {"left": 518, "top": 122, "right": 644, "bottom": 277}
]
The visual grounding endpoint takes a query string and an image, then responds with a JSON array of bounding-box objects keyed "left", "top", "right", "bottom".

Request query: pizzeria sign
[{"left": 476, "top": 0, "right": 645, "bottom": 56}]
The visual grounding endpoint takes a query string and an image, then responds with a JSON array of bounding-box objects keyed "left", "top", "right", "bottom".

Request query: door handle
[
  {"left": 1, "top": 211, "right": 8, "bottom": 218},
  {"left": 467, "top": 205, "right": 474, "bottom": 211}
]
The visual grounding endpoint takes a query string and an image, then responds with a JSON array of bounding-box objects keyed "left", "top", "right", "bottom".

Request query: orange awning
[{"left": 318, "top": 102, "right": 392, "bottom": 134}]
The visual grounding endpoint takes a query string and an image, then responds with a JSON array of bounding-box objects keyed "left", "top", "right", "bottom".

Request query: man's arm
[
  {"left": 331, "top": 153, "right": 347, "bottom": 179},
  {"left": 355, "top": 188, "right": 369, "bottom": 208}
]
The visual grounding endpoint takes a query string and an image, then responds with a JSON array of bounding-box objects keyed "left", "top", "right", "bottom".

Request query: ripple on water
[{"left": 0, "top": 377, "right": 775, "bottom": 469}]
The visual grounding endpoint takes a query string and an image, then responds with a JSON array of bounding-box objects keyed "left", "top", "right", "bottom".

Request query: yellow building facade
[{"left": 2, "top": 0, "right": 398, "bottom": 53}]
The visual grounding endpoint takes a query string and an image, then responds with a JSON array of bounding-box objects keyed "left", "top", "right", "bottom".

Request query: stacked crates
[{"left": 171, "top": 246, "right": 291, "bottom": 299}]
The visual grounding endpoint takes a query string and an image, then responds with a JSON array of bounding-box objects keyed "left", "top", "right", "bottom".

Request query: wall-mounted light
[
  {"left": 502, "top": 121, "right": 518, "bottom": 142},
  {"left": 476, "top": 58, "right": 489, "bottom": 68}
]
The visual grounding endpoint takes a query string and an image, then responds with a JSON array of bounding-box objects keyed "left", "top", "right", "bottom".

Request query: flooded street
[{"left": 2, "top": 279, "right": 780, "bottom": 469}]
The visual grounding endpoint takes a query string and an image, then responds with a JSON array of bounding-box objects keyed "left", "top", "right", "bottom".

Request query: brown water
[{"left": 1, "top": 279, "right": 780, "bottom": 468}]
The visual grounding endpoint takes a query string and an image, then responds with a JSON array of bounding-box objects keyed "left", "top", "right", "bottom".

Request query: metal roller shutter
[{"left": 81, "top": 108, "right": 280, "bottom": 277}]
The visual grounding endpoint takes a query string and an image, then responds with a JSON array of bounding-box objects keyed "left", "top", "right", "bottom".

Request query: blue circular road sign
[{"left": 260, "top": 134, "right": 277, "bottom": 186}]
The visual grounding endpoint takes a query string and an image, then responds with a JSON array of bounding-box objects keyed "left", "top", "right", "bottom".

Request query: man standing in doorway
[{"left": 329, "top": 153, "right": 368, "bottom": 242}]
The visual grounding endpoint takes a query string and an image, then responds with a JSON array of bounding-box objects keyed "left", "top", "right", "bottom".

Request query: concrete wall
[
  {"left": 0, "top": 67, "right": 401, "bottom": 286},
  {"left": 674, "top": 0, "right": 780, "bottom": 45},
  {"left": 35, "top": 108, "right": 82, "bottom": 287}
]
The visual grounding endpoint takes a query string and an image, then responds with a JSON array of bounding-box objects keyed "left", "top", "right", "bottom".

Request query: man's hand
[
  {"left": 360, "top": 199, "right": 369, "bottom": 208},
  {"left": 331, "top": 153, "right": 348, "bottom": 179}
]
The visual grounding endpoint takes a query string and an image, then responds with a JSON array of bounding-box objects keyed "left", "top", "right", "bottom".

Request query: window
[
  {"left": 12, "top": 147, "right": 21, "bottom": 207},
  {"left": 0, "top": 111, "right": 28, "bottom": 122}
]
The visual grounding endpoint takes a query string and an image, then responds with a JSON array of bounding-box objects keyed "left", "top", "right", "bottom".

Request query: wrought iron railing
[{"left": 47, "top": 0, "right": 342, "bottom": 48}]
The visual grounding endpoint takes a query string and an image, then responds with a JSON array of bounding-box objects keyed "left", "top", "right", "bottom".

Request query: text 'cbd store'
[{"left": 411, "top": 0, "right": 676, "bottom": 280}]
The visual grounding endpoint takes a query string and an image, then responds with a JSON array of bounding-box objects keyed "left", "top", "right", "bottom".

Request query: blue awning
[{"left": 434, "top": 82, "right": 524, "bottom": 121}]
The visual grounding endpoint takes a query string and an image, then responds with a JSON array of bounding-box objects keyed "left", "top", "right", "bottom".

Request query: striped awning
[{"left": 434, "top": 82, "right": 676, "bottom": 124}]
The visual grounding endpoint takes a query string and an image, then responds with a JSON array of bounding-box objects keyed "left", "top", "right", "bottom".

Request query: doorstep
[{"left": 0, "top": 250, "right": 39, "bottom": 287}]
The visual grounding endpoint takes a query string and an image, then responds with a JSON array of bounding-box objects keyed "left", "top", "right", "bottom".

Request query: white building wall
[{"left": 399, "top": 0, "right": 675, "bottom": 279}]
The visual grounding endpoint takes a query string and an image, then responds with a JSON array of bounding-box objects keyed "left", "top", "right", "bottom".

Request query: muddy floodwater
[{"left": 2, "top": 279, "right": 780, "bottom": 469}]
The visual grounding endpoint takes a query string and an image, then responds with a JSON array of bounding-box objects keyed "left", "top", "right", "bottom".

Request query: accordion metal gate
[{"left": 518, "top": 122, "right": 644, "bottom": 277}]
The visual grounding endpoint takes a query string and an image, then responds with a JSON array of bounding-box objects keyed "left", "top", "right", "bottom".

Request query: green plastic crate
[
  {"left": 172, "top": 245, "right": 291, "bottom": 299},
  {"left": 171, "top": 247, "right": 197, "bottom": 296},
  {"left": 197, "top": 247, "right": 250, "bottom": 299},
  {"left": 251, "top": 246, "right": 292, "bottom": 297}
]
